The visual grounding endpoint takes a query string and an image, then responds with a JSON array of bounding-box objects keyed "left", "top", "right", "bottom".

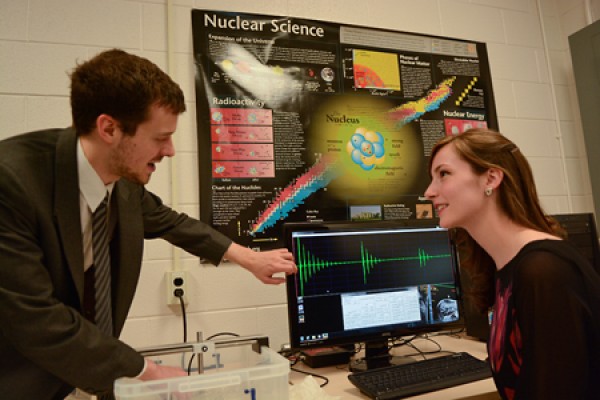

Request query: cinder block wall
[{"left": 0, "top": 0, "right": 594, "bottom": 352}]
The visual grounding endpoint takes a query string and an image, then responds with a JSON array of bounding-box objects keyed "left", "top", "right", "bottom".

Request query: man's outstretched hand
[{"left": 224, "top": 243, "right": 297, "bottom": 284}]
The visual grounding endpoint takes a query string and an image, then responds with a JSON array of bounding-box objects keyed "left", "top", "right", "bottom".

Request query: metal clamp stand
[{"left": 135, "top": 333, "right": 270, "bottom": 374}]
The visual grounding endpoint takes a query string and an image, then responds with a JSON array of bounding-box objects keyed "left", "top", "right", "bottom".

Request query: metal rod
[
  {"left": 136, "top": 334, "right": 270, "bottom": 358},
  {"left": 197, "top": 331, "right": 204, "bottom": 374}
]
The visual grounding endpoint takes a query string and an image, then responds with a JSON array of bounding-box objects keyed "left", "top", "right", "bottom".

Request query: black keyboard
[{"left": 348, "top": 352, "right": 493, "bottom": 399}]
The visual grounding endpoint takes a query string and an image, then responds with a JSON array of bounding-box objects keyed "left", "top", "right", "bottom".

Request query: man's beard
[{"left": 111, "top": 142, "right": 151, "bottom": 185}]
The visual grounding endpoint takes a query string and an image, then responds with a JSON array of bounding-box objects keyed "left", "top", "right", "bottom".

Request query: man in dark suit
[{"left": 0, "top": 49, "right": 296, "bottom": 400}]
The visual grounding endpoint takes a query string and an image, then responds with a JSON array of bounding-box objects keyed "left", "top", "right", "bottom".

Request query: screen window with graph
[{"left": 285, "top": 222, "right": 464, "bottom": 353}]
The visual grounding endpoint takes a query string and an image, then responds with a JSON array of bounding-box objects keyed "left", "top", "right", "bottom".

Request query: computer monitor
[
  {"left": 553, "top": 213, "right": 600, "bottom": 275},
  {"left": 284, "top": 221, "right": 464, "bottom": 370}
]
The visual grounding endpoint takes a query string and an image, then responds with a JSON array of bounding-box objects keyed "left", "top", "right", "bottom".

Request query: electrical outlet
[{"left": 165, "top": 270, "right": 188, "bottom": 305}]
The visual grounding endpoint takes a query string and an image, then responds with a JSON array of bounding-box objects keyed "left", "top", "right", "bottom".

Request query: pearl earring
[{"left": 485, "top": 187, "right": 493, "bottom": 196}]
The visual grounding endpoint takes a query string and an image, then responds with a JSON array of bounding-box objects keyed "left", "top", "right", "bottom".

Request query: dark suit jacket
[{"left": 0, "top": 128, "right": 232, "bottom": 399}]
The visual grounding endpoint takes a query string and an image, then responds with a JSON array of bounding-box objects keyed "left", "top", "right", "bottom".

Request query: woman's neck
[{"left": 465, "top": 214, "right": 557, "bottom": 270}]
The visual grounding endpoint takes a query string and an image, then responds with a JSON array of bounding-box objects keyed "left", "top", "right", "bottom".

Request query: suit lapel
[
  {"left": 112, "top": 181, "right": 144, "bottom": 333},
  {"left": 54, "top": 128, "right": 144, "bottom": 334},
  {"left": 54, "top": 128, "right": 85, "bottom": 305},
  {"left": 52, "top": 130, "right": 144, "bottom": 331}
]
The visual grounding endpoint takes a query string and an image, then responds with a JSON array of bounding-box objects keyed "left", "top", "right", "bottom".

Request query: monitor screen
[{"left": 284, "top": 221, "right": 464, "bottom": 354}]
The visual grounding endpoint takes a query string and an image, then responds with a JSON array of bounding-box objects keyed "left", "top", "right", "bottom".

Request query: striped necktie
[{"left": 92, "top": 192, "right": 113, "bottom": 336}]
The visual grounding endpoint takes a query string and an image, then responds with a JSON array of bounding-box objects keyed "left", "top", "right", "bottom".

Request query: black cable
[
  {"left": 282, "top": 352, "right": 330, "bottom": 388},
  {"left": 286, "top": 351, "right": 302, "bottom": 367},
  {"left": 390, "top": 335, "right": 419, "bottom": 348},
  {"left": 176, "top": 293, "right": 187, "bottom": 343},
  {"left": 187, "top": 332, "right": 241, "bottom": 375},
  {"left": 174, "top": 291, "right": 188, "bottom": 372},
  {"left": 206, "top": 332, "right": 240, "bottom": 340},
  {"left": 392, "top": 334, "right": 448, "bottom": 360},
  {"left": 351, "top": 335, "right": 446, "bottom": 368},
  {"left": 291, "top": 365, "right": 330, "bottom": 388},
  {"left": 187, "top": 351, "right": 195, "bottom": 375}
]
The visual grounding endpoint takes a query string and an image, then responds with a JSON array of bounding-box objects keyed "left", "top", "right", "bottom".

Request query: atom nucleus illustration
[{"left": 346, "top": 127, "right": 385, "bottom": 171}]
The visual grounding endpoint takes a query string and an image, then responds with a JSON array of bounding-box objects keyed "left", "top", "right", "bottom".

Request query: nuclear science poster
[{"left": 192, "top": 9, "right": 498, "bottom": 250}]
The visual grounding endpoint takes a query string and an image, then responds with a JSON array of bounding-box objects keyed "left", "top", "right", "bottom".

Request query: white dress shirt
[{"left": 76, "top": 139, "right": 114, "bottom": 272}]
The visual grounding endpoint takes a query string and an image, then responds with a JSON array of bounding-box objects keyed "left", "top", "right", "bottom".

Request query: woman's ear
[{"left": 486, "top": 167, "right": 504, "bottom": 190}]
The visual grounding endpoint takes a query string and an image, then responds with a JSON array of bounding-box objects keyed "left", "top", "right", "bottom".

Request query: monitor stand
[{"left": 349, "top": 339, "right": 416, "bottom": 372}]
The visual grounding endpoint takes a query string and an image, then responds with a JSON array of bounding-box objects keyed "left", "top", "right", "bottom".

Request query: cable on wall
[
  {"left": 535, "top": 0, "right": 573, "bottom": 212},
  {"left": 585, "top": 0, "right": 594, "bottom": 25}
]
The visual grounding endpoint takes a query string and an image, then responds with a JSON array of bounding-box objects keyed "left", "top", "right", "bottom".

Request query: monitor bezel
[{"left": 283, "top": 220, "right": 465, "bottom": 350}]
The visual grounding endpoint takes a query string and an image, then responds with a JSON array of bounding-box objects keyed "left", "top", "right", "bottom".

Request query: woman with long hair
[{"left": 425, "top": 128, "right": 600, "bottom": 399}]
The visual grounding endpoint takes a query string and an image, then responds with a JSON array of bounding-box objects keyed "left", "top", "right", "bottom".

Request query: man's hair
[
  {"left": 429, "top": 128, "right": 565, "bottom": 311},
  {"left": 70, "top": 49, "right": 186, "bottom": 135}
]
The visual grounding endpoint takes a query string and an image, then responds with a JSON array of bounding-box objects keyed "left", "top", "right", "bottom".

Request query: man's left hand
[{"left": 224, "top": 243, "right": 297, "bottom": 284}]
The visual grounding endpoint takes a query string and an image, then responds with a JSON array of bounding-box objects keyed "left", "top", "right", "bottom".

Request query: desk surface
[{"left": 289, "top": 334, "right": 501, "bottom": 400}]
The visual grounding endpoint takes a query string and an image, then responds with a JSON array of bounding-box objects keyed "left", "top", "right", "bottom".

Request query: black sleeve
[
  {"left": 513, "top": 250, "right": 590, "bottom": 399},
  {"left": 137, "top": 185, "right": 233, "bottom": 266},
  {"left": 0, "top": 161, "right": 144, "bottom": 396}
]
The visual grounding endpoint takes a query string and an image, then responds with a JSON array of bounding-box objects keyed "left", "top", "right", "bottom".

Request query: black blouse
[{"left": 488, "top": 240, "right": 600, "bottom": 400}]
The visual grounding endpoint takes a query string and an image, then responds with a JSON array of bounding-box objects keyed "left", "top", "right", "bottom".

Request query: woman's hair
[
  {"left": 429, "top": 128, "right": 565, "bottom": 311},
  {"left": 70, "top": 49, "right": 186, "bottom": 135}
]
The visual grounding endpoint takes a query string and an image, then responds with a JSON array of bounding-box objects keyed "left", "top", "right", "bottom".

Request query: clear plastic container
[{"left": 114, "top": 346, "right": 289, "bottom": 400}]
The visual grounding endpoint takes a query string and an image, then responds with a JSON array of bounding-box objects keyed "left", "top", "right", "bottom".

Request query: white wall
[{"left": 0, "top": 0, "right": 596, "bottom": 353}]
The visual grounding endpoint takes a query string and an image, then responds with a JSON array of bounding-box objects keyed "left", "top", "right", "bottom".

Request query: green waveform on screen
[{"left": 295, "top": 239, "right": 451, "bottom": 296}]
